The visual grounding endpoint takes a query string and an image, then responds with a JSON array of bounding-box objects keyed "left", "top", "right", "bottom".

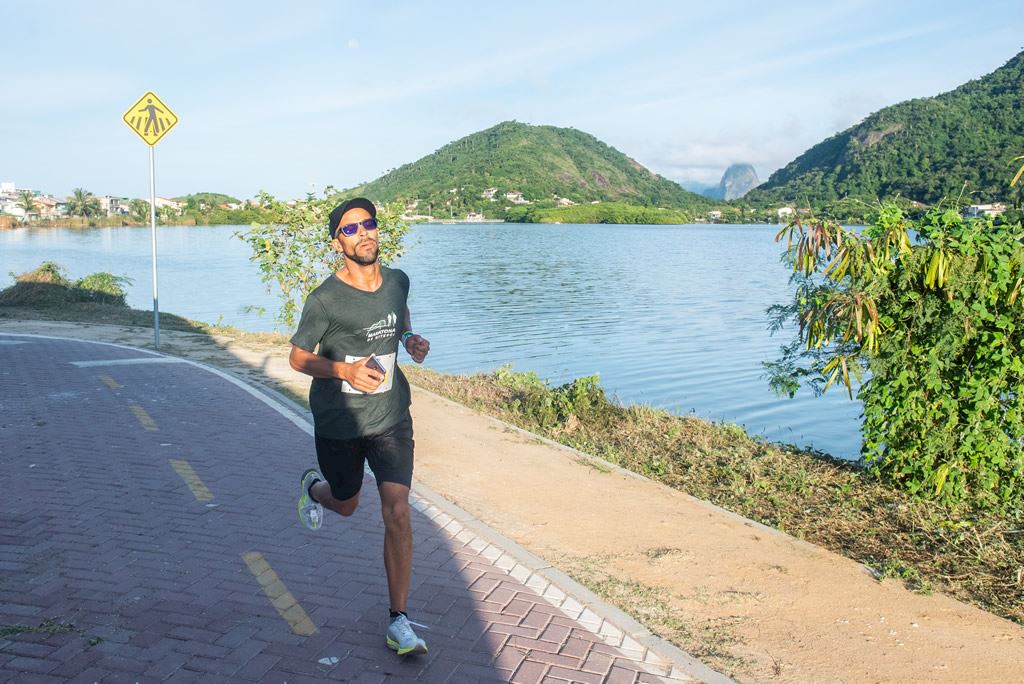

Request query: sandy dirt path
[{"left": 4, "top": 319, "right": 1021, "bottom": 683}]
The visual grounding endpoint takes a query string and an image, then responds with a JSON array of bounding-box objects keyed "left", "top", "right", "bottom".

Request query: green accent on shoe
[
  {"left": 386, "top": 636, "right": 428, "bottom": 655},
  {"left": 298, "top": 468, "right": 324, "bottom": 530},
  {"left": 386, "top": 614, "right": 428, "bottom": 655}
]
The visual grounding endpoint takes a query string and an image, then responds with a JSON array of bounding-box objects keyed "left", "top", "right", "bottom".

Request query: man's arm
[
  {"left": 401, "top": 306, "right": 430, "bottom": 364},
  {"left": 289, "top": 345, "right": 383, "bottom": 393}
]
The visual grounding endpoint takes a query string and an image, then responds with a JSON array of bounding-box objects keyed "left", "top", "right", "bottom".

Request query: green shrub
[
  {"left": 76, "top": 272, "right": 132, "bottom": 306},
  {"left": 236, "top": 189, "right": 409, "bottom": 328},
  {"left": 493, "top": 365, "right": 609, "bottom": 429},
  {"left": 0, "top": 262, "right": 131, "bottom": 308},
  {"left": 14, "top": 261, "right": 71, "bottom": 285},
  {"left": 767, "top": 205, "right": 1024, "bottom": 510}
]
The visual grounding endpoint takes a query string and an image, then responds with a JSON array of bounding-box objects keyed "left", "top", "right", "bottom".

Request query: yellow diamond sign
[{"left": 122, "top": 91, "right": 178, "bottom": 146}]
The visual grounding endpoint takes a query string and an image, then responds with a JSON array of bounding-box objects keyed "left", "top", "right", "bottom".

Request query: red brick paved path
[{"left": 0, "top": 334, "right": 723, "bottom": 683}]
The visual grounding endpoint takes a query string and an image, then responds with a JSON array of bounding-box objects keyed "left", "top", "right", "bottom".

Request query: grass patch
[
  {"left": 0, "top": 261, "right": 291, "bottom": 346},
  {"left": 404, "top": 364, "right": 1024, "bottom": 625},
  {"left": 0, "top": 619, "right": 76, "bottom": 639},
  {"left": 558, "top": 553, "right": 745, "bottom": 675},
  {"left": 643, "top": 546, "right": 682, "bottom": 561},
  {"left": 0, "top": 261, "right": 131, "bottom": 307}
]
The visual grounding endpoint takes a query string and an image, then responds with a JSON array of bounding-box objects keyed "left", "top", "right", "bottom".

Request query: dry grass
[
  {"left": 557, "top": 552, "right": 750, "bottom": 677},
  {"left": 404, "top": 365, "right": 1024, "bottom": 625}
]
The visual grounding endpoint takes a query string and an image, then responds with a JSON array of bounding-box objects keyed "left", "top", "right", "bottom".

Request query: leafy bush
[
  {"left": 236, "top": 189, "right": 409, "bottom": 328},
  {"left": 0, "top": 263, "right": 131, "bottom": 308},
  {"left": 76, "top": 272, "right": 132, "bottom": 306},
  {"left": 15, "top": 261, "right": 70, "bottom": 285},
  {"left": 493, "top": 365, "right": 608, "bottom": 429},
  {"left": 766, "top": 205, "right": 1024, "bottom": 510}
]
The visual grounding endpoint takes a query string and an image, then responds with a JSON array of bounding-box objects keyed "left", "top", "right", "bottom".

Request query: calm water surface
[{"left": 0, "top": 223, "right": 862, "bottom": 458}]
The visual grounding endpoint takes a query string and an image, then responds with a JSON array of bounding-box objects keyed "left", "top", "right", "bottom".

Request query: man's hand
[
  {"left": 404, "top": 335, "right": 430, "bottom": 364},
  {"left": 343, "top": 356, "right": 385, "bottom": 393}
]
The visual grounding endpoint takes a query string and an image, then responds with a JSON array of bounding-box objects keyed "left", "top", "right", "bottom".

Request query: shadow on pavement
[{"left": 0, "top": 325, "right": 517, "bottom": 682}]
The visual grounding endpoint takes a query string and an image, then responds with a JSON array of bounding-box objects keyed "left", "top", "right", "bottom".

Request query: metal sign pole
[
  {"left": 122, "top": 90, "right": 177, "bottom": 352},
  {"left": 149, "top": 145, "right": 160, "bottom": 350}
]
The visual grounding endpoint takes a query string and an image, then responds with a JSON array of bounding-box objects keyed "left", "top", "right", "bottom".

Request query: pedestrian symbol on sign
[
  {"left": 135, "top": 98, "right": 166, "bottom": 135},
  {"left": 122, "top": 91, "right": 178, "bottom": 146}
]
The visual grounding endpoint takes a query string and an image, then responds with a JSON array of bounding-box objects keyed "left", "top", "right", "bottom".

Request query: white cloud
[{"left": 188, "top": 26, "right": 640, "bottom": 131}]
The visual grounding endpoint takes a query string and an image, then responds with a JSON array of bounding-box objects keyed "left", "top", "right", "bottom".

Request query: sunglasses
[{"left": 334, "top": 217, "right": 378, "bottom": 238}]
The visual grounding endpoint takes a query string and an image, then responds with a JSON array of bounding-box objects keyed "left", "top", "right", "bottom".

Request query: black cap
[{"left": 328, "top": 197, "right": 377, "bottom": 238}]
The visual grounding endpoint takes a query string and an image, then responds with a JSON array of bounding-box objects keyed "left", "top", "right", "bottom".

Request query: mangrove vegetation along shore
[
  {"left": 2, "top": 261, "right": 1021, "bottom": 626},
  {"left": 8, "top": 210, "right": 277, "bottom": 230}
]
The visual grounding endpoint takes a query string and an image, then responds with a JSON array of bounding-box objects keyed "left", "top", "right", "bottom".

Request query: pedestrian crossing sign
[{"left": 122, "top": 91, "right": 178, "bottom": 146}]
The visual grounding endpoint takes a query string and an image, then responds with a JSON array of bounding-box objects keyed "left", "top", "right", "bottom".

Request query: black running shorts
[{"left": 314, "top": 413, "right": 414, "bottom": 502}]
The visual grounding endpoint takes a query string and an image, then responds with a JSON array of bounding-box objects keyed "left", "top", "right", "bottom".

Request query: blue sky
[{"left": 2, "top": 0, "right": 1021, "bottom": 200}]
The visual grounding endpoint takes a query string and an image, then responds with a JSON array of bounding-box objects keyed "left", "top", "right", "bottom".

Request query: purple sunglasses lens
[{"left": 339, "top": 218, "right": 378, "bottom": 237}]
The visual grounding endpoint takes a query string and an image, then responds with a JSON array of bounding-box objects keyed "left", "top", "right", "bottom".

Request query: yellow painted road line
[
  {"left": 169, "top": 459, "right": 214, "bottom": 502},
  {"left": 241, "top": 552, "right": 318, "bottom": 636},
  {"left": 98, "top": 372, "right": 123, "bottom": 390},
  {"left": 128, "top": 403, "right": 158, "bottom": 431}
]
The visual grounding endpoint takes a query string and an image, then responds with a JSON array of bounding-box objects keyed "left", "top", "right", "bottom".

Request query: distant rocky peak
[{"left": 719, "top": 164, "right": 760, "bottom": 200}]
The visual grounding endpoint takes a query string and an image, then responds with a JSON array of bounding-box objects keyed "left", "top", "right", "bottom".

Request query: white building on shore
[
  {"left": 99, "top": 195, "right": 131, "bottom": 216},
  {"left": 154, "top": 197, "right": 182, "bottom": 211},
  {"left": 965, "top": 203, "right": 1006, "bottom": 218}
]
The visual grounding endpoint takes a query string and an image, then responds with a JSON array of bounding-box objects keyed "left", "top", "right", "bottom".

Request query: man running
[{"left": 289, "top": 197, "right": 431, "bottom": 655}]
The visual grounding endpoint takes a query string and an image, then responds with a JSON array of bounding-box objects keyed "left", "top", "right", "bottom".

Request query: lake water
[{"left": 0, "top": 223, "right": 863, "bottom": 458}]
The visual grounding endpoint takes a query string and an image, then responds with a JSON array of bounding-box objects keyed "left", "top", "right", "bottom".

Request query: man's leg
[
  {"left": 310, "top": 481, "right": 359, "bottom": 516},
  {"left": 307, "top": 433, "right": 365, "bottom": 520},
  {"left": 371, "top": 418, "right": 425, "bottom": 654},
  {"left": 378, "top": 481, "right": 412, "bottom": 613}
]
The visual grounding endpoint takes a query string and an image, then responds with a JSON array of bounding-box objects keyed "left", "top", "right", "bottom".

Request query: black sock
[
  {"left": 390, "top": 610, "right": 407, "bottom": 620},
  {"left": 308, "top": 479, "right": 321, "bottom": 503}
]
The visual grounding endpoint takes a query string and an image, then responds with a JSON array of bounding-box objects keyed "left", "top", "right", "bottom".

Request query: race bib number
[{"left": 341, "top": 352, "right": 396, "bottom": 395}]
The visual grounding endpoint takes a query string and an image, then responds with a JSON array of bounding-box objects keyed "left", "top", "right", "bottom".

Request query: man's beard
[{"left": 346, "top": 242, "right": 379, "bottom": 265}]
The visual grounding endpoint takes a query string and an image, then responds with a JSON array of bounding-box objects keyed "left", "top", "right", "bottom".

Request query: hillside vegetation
[
  {"left": 748, "top": 51, "right": 1024, "bottom": 205},
  {"left": 344, "top": 121, "right": 712, "bottom": 219},
  {"left": 172, "top": 192, "right": 241, "bottom": 207}
]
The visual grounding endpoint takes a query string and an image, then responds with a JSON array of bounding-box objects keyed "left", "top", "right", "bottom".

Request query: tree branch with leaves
[
  {"left": 236, "top": 189, "right": 409, "bottom": 329},
  {"left": 766, "top": 203, "right": 1024, "bottom": 509}
]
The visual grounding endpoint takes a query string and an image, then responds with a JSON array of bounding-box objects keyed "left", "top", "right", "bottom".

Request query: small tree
[
  {"left": 16, "top": 190, "right": 37, "bottom": 219},
  {"left": 766, "top": 204, "right": 1024, "bottom": 510},
  {"left": 128, "top": 199, "right": 150, "bottom": 222},
  {"left": 236, "top": 189, "right": 409, "bottom": 328},
  {"left": 65, "top": 188, "right": 101, "bottom": 217},
  {"left": 156, "top": 205, "right": 179, "bottom": 225}
]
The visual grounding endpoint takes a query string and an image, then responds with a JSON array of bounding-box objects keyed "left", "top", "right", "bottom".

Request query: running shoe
[
  {"left": 298, "top": 468, "right": 324, "bottom": 530},
  {"left": 386, "top": 614, "right": 428, "bottom": 655}
]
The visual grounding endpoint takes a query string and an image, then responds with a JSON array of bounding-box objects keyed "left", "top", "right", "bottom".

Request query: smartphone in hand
[{"left": 365, "top": 354, "right": 387, "bottom": 378}]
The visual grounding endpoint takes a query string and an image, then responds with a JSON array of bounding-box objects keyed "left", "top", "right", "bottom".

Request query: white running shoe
[
  {"left": 386, "top": 614, "right": 428, "bottom": 655},
  {"left": 297, "top": 468, "right": 324, "bottom": 531}
]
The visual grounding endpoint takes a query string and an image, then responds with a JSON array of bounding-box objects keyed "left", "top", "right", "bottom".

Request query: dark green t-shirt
[{"left": 290, "top": 266, "right": 412, "bottom": 439}]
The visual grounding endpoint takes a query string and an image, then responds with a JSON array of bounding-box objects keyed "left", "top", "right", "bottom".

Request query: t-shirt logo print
[{"left": 361, "top": 312, "right": 398, "bottom": 342}]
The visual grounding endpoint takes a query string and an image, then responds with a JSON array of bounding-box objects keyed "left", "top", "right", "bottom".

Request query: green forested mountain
[
  {"left": 343, "top": 121, "right": 711, "bottom": 217},
  {"left": 748, "top": 51, "right": 1024, "bottom": 205},
  {"left": 173, "top": 192, "right": 241, "bottom": 207}
]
